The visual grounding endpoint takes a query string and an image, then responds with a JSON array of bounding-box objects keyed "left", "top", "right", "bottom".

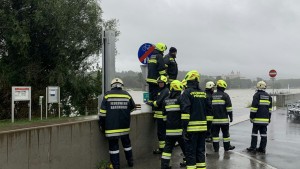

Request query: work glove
[
  {"left": 146, "top": 101, "right": 154, "bottom": 107},
  {"left": 182, "top": 129, "right": 190, "bottom": 141},
  {"left": 250, "top": 118, "right": 254, "bottom": 123},
  {"left": 230, "top": 116, "right": 233, "bottom": 123}
]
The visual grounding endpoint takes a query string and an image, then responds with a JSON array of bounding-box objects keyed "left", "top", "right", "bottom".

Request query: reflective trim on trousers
[
  {"left": 161, "top": 152, "right": 171, "bottom": 159},
  {"left": 223, "top": 137, "right": 231, "bottom": 142},
  {"left": 106, "top": 132, "right": 129, "bottom": 137},
  {"left": 124, "top": 147, "right": 132, "bottom": 151},
  {"left": 109, "top": 150, "right": 120, "bottom": 154}
]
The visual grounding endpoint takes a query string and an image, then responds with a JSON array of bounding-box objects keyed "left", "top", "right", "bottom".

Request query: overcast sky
[{"left": 101, "top": 0, "right": 300, "bottom": 80}]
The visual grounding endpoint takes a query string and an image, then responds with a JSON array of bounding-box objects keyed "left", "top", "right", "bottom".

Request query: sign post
[
  {"left": 46, "top": 86, "right": 60, "bottom": 119},
  {"left": 269, "top": 69, "right": 277, "bottom": 110},
  {"left": 11, "top": 86, "right": 31, "bottom": 123}
]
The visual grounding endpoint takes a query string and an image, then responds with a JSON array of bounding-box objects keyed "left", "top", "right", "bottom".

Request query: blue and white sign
[{"left": 138, "top": 43, "right": 155, "bottom": 64}]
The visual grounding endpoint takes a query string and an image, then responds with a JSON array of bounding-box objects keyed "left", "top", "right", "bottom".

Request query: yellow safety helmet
[
  {"left": 184, "top": 70, "right": 200, "bottom": 82},
  {"left": 170, "top": 80, "right": 183, "bottom": 91},
  {"left": 216, "top": 80, "right": 227, "bottom": 89},
  {"left": 182, "top": 79, "right": 187, "bottom": 88},
  {"left": 157, "top": 75, "right": 168, "bottom": 84},
  {"left": 206, "top": 81, "right": 215, "bottom": 89},
  {"left": 155, "top": 43, "right": 167, "bottom": 52},
  {"left": 257, "top": 81, "right": 267, "bottom": 90}
]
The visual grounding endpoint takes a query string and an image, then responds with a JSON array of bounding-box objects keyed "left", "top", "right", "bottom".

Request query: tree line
[{"left": 0, "top": 0, "right": 118, "bottom": 119}]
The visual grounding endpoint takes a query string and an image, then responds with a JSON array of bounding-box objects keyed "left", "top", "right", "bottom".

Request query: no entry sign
[
  {"left": 138, "top": 43, "right": 155, "bottom": 64},
  {"left": 269, "top": 69, "right": 277, "bottom": 78}
]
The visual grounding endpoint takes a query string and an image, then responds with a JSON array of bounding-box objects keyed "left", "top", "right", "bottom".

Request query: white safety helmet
[
  {"left": 256, "top": 81, "right": 267, "bottom": 90},
  {"left": 206, "top": 81, "right": 215, "bottom": 89},
  {"left": 111, "top": 78, "right": 124, "bottom": 88}
]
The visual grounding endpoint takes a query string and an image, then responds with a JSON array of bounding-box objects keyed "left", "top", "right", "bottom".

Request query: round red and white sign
[{"left": 269, "top": 69, "right": 277, "bottom": 78}]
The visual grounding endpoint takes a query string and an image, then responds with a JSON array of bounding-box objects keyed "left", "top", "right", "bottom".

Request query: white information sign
[
  {"left": 13, "top": 87, "right": 31, "bottom": 101},
  {"left": 11, "top": 86, "right": 32, "bottom": 123}
]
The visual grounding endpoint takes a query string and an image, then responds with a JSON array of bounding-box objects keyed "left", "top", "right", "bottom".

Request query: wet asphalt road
[{"left": 123, "top": 108, "right": 300, "bottom": 169}]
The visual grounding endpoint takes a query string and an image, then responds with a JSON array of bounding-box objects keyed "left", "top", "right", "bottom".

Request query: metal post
[
  {"left": 12, "top": 102, "right": 14, "bottom": 123},
  {"left": 58, "top": 87, "right": 61, "bottom": 118},
  {"left": 41, "top": 103, "right": 43, "bottom": 120},
  {"left": 272, "top": 77, "right": 275, "bottom": 110},
  {"left": 29, "top": 101, "right": 31, "bottom": 121},
  {"left": 102, "top": 30, "right": 116, "bottom": 94},
  {"left": 46, "top": 87, "right": 48, "bottom": 119}
]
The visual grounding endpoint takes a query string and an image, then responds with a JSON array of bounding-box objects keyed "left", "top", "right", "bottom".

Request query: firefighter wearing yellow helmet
[
  {"left": 211, "top": 79, "right": 235, "bottom": 152},
  {"left": 161, "top": 80, "right": 186, "bottom": 168},
  {"left": 181, "top": 70, "right": 211, "bottom": 169},
  {"left": 146, "top": 75, "right": 170, "bottom": 154},
  {"left": 147, "top": 42, "right": 167, "bottom": 103}
]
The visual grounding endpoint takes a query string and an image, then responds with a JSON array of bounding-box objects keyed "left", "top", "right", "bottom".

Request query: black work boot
[
  {"left": 153, "top": 148, "right": 163, "bottom": 154},
  {"left": 179, "top": 159, "right": 186, "bottom": 167},
  {"left": 256, "top": 147, "right": 266, "bottom": 154},
  {"left": 127, "top": 160, "right": 134, "bottom": 167},
  {"left": 225, "top": 145, "right": 235, "bottom": 151},
  {"left": 246, "top": 147, "right": 256, "bottom": 153}
]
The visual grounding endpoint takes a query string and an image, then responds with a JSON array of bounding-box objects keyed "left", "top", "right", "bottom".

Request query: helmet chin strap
[{"left": 111, "top": 83, "right": 123, "bottom": 89}]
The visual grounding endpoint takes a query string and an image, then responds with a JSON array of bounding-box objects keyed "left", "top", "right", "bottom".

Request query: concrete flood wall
[
  {"left": 276, "top": 93, "right": 300, "bottom": 107},
  {"left": 0, "top": 113, "right": 156, "bottom": 169}
]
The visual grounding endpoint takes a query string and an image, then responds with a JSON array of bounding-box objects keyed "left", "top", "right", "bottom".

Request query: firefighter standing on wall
[
  {"left": 99, "top": 78, "right": 136, "bottom": 169},
  {"left": 147, "top": 43, "right": 167, "bottom": 103},
  {"left": 147, "top": 75, "right": 170, "bottom": 154},
  {"left": 164, "top": 47, "right": 178, "bottom": 85},
  {"left": 205, "top": 81, "right": 215, "bottom": 142},
  {"left": 247, "top": 81, "right": 272, "bottom": 154},
  {"left": 181, "top": 70, "right": 211, "bottom": 169},
  {"left": 161, "top": 80, "right": 186, "bottom": 169},
  {"left": 211, "top": 80, "right": 235, "bottom": 152}
]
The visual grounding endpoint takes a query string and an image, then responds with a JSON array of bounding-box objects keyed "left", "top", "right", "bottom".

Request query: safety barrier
[
  {"left": 276, "top": 93, "right": 300, "bottom": 107},
  {"left": 0, "top": 112, "right": 156, "bottom": 169}
]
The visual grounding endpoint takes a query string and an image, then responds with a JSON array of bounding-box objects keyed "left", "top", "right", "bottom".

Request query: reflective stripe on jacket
[
  {"left": 212, "top": 89, "right": 232, "bottom": 125},
  {"left": 163, "top": 53, "right": 178, "bottom": 82},
  {"left": 163, "top": 93, "right": 183, "bottom": 136},
  {"left": 250, "top": 90, "right": 272, "bottom": 125},
  {"left": 99, "top": 88, "right": 136, "bottom": 138},
  {"left": 181, "top": 82, "right": 210, "bottom": 132},
  {"left": 147, "top": 49, "right": 166, "bottom": 83}
]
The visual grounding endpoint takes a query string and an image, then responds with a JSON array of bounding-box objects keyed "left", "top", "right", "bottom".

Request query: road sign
[
  {"left": 138, "top": 43, "right": 155, "bottom": 64},
  {"left": 269, "top": 69, "right": 277, "bottom": 78}
]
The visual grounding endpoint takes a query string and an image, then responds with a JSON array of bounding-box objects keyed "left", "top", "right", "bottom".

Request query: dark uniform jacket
[
  {"left": 250, "top": 90, "right": 272, "bottom": 125},
  {"left": 163, "top": 53, "right": 178, "bottom": 82},
  {"left": 163, "top": 91, "right": 182, "bottom": 136},
  {"left": 153, "top": 86, "right": 170, "bottom": 119},
  {"left": 211, "top": 88, "right": 232, "bottom": 125},
  {"left": 181, "top": 81, "right": 210, "bottom": 132},
  {"left": 99, "top": 88, "right": 135, "bottom": 138},
  {"left": 205, "top": 89, "right": 214, "bottom": 122},
  {"left": 147, "top": 49, "right": 166, "bottom": 84}
]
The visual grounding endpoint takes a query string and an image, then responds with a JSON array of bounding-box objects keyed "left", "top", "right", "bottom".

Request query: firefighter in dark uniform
[
  {"left": 147, "top": 42, "right": 167, "bottom": 103},
  {"left": 147, "top": 75, "right": 170, "bottom": 154},
  {"left": 99, "top": 78, "right": 136, "bottom": 169},
  {"left": 211, "top": 80, "right": 235, "bottom": 152},
  {"left": 181, "top": 70, "right": 211, "bottom": 169},
  {"left": 247, "top": 81, "right": 272, "bottom": 154},
  {"left": 164, "top": 47, "right": 178, "bottom": 85},
  {"left": 205, "top": 81, "right": 215, "bottom": 142},
  {"left": 161, "top": 80, "right": 186, "bottom": 169}
]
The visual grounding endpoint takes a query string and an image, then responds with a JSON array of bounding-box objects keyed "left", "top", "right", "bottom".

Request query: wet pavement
[{"left": 122, "top": 108, "right": 300, "bottom": 169}]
